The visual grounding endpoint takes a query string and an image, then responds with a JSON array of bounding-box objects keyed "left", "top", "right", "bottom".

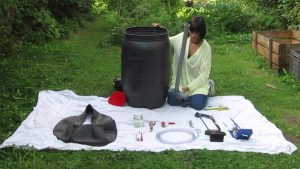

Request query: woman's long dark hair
[{"left": 188, "top": 16, "right": 206, "bottom": 40}]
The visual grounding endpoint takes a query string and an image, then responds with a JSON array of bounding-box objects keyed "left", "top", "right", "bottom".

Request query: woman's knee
[
  {"left": 188, "top": 94, "right": 208, "bottom": 110},
  {"left": 191, "top": 103, "right": 205, "bottom": 110}
]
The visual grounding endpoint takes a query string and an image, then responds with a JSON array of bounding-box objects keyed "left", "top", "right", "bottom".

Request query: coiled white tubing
[{"left": 156, "top": 128, "right": 199, "bottom": 144}]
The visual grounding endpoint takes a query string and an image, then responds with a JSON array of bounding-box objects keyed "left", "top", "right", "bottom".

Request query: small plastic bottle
[{"left": 133, "top": 113, "right": 144, "bottom": 128}]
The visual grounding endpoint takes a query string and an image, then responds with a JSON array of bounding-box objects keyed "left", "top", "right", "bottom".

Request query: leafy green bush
[
  {"left": 176, "top": 1, "right": 252, "bottom": 35},
  {"left": 278, "top": 0, "right": 300, "bottom": 30},
  {"left": 92, "top": 0, "right": 108, "bottom": 15},
  {"left": 47, "top": 0, "right": 93, "bottom": 22},
  {"left": 0, "top": 0, "right": 94, "bottom": 57},
  {"left": 107, "top": 0, "right": 183, "bottom": 45},
  {"left": 243, "top": 0, "right": 300, "bottom": 30},
  {"left": 176, "top": 6, "right": 200, "bottom": 21},
  {"left": 1, "top": 0, "right": 61, "bottom": 42}
]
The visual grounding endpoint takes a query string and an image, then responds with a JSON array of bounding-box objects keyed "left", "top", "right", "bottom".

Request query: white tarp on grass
[{"left": 0, "top": 90, "right": 297, "bottom": 154}]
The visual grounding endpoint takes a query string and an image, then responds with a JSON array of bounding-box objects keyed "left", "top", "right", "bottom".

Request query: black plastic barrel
[{"left": 121, "top": 27, "right": 170, "bottom": 109}]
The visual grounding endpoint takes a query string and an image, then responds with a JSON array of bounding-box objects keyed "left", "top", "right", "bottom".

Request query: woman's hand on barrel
[{"left": 152, "top": 23, "right": 162, "bottom": 28}]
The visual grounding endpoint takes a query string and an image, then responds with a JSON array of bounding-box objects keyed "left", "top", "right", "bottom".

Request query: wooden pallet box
[{"left": 252, "top": 30, "right": 300, "bottom": 71}]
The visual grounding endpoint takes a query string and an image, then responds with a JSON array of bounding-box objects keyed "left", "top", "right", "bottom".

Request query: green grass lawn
[{"left": 0, "top": 13, "right": 300, "bottom": 169}]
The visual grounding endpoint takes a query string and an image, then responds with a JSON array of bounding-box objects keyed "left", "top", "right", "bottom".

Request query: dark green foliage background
[
  {"left": 0, "top": 0, "right": 94, "bottom": 57},
  {"left": 1, "top": 0, "right": 299, "bottom": 57}
]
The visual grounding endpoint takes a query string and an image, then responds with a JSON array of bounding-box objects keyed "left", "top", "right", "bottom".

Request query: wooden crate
[{"left": 252, "top": 30, "right": 300, "bottom": 71}]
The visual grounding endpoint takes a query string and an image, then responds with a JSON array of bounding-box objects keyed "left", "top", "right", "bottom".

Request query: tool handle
[
  {"left": 174, "top": 23, "right": 190, "bottom": 91},
  {"left": 196, "top": 112, "right": 222, "bottom": 131},
  {"left": 195, "top": 112, "right": 216, "bottom": 122},
  {"left": 230, "top": 118, "right": 240, "bottom": 129},
  {"left": 214, "top": 123, "right": 221, "bottom": 131},
  {"left": 198, "top": 116, "right": 209, "bottom": 130}
]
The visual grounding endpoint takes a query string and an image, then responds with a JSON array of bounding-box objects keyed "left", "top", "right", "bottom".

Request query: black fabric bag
[{"left": 53, "top": 104, "right": 117, "bottom": 146}]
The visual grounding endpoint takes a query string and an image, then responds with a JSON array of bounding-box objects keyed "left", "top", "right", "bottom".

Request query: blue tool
[{"left": 229, "top": 118, "right": 253, "bottom": 140}]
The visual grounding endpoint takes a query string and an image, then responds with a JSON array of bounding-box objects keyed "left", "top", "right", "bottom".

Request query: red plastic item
[{"left": 108, "top": 91, "right": 126, "bottom": 107}]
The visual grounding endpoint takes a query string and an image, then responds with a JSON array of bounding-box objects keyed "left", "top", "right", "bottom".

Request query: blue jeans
[
  {"left": 167, "top": 92, "right": 208, "bottom": 110},
  {"left": 188, "top": 94, "right": 208, "bottom": 110}
]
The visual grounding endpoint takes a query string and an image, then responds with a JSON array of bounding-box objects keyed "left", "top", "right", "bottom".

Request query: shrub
[
  {"left": 278, "top": 0, "right": 300, "bottom": 30},
  {"left": 243, "top": 0, "right": 300, "bottom": 30},
  {"left": 47, "top": 0, "right": 93, "bottom": 22},
  {"left": 0, "top": 0, "right": 94, "bottom": 57},
  {"left": 92, "top": 0, "right": 108, "bottom": 15},
  {"left": 107, "top": 0, "right": 183, "bottom": 45},
  {"left": 177, "top": 1, "right": 252, "bottom": 35}
]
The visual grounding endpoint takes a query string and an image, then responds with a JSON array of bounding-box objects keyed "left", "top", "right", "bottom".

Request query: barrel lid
[{"left": 124, "top": 27, "right": 168, "bottom": 39}]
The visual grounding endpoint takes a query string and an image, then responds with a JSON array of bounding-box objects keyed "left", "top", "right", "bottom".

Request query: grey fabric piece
[
  {"left": 53, "top": 104, "right": 117, "bottom": 146},
  {"left": 175, "top": 23, "right": 190, "bottom": 92},
  {"left": 208, "top": 79, "right": 215, "bottom": 96}
]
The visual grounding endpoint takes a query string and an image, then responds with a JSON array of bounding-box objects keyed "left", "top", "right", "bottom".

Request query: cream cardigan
[{"left": 169, "top": 32, "right": 212, "bottom": 95}]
